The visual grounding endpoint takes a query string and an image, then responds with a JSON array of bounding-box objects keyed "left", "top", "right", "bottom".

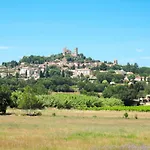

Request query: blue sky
[{"left": 0, "top": 0, "right": 150, "bottom": 66}]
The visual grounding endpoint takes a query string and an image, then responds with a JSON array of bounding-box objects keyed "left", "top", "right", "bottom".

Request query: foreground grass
[{"left": 0, "top": 108, "right": 150, "bottom": 150}]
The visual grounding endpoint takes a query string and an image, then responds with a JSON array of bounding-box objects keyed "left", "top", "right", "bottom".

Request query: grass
[
  {"left": 88, "top": 106, "right": 150, "bottom": 112},
  {"left": 0, "top": 108, "right": 150, "bottom": 150}
]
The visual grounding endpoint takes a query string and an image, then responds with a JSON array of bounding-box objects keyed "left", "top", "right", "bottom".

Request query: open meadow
[{"left": 0, "top": 108, "right": 150, "bottom": 150}]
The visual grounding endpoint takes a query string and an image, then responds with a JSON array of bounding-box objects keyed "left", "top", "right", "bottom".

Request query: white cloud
[
  {"left": 136, "top": 49, "right": 143, "bottom": 53},
  {"left": 0, "top": 46, "right": 9, "bottom": 50},
  {"left": 140, "top": 56, "right": 150, "bottom": 60}
]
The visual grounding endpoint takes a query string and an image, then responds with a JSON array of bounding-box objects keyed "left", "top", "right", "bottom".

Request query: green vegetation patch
[
  {"left": 37, "top": 93, "right": 123, "bottom": 110},
  {"left": 88, "top": 106, "right": 150, "bottom": 112},
  {"left": 67, "top": 131, "right": 137, "bottom": 141}
]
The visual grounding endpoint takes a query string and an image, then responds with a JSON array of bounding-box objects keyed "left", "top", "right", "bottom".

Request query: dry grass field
[{"left": 0, "top": 108, "right": 150, "bottom": 150}]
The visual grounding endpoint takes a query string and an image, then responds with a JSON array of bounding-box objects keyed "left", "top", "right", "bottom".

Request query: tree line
[{"left": 1, "top": 70, "right": 150, "bottom": 114}]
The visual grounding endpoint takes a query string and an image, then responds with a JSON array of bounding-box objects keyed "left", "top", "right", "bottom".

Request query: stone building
[{"left": 63, "top": 47, "right": 78, "bottom": 57}]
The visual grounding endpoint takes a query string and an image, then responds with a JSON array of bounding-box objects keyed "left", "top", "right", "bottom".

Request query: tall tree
[{"left": 0, "top": 86, "right": 11, "bottom": 114}]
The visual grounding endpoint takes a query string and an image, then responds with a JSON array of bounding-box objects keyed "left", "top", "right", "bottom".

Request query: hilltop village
[
  {"left": 0, "top": 47, "right": 149, "bottom": 83},
  {"left": 0, "top": 47, "right": 116, "bottom": 79}
]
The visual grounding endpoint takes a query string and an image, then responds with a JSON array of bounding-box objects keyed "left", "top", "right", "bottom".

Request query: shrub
[
  {"left": 123, "top": 112, "right": 128, "bottom": 119},
  {"left": 52, "top": 112, "right": 56, "bottom": 117}
]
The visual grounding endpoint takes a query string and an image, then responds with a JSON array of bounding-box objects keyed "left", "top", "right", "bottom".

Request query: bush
[
  {"left": 52, "top": 112, "right": 56, "bottom": 117},
  {"left": 123, "top": 112, "right": 128, "bottom": 119}
]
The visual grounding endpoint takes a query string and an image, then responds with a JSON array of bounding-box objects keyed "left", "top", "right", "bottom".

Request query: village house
[
  {"left": 115, "top": 70, "right": 126, "bottom": 75},
  {"left": 19, "top": 66, "right": 40, "bottom": 79},
  {"left": 0, "top": 72, "right": 7, "bottom": 78},
  {"left": 71, "top": 68, "right": 91, "bottom": 77},
  {"left": 124, "top": 76, "right": 129, "bottom": 82},
  {"left": 126, "top": 72, "right": 134, "bottom": 75},
  {"left": 134, "top": 76, "right": 145, "bottom": 82}
]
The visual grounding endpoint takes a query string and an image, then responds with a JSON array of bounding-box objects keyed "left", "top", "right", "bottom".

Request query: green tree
[
  {"left": 147, "top": 77, "right": 150, "bottom": 83},
  {"left": 15, "top": 72, "right": 19, "bottom": 79},
  {"left": 39, "top": 71, "right": 44, "bottom": 78},
  {"left": 32, "top": 83, "right": 48, "bottom": 95},
  {"left": 25, "top": 70, "right": 28, "bottom": 78},
  {"left": 134, "top": 81, "right": 145, "bottom": 92},
  {"left": 102, "top": 80, "right": 108, "bottom": 86},
  {"left": 0, "top": 86, "right": 11, "bottom": 114},
  {"left": 144, "top": 84, "right": 150, "bottom": 95},
  {"left": 70, "top": 65, "right": 75, "bottom": 70},
  {"left": 112, "top": 74, "right": 124, "bottom": 83},
  {"left": 11, "top": 90, "right": 23, "bottom": 108},
  {"left": 18, "top": 86, "right": 43, "bottom": 110},
  {"left": 123, "top": 62, "right": 131, "bottom": 72},
  {"left": 61, "top": 70, "right": 65, "bottom": 77},
  {"left": 84, "top": 82, "right": 95, "bottom": 92},
  {"left": 64, "top": 70, "right": 73, "bottom": 77},
  {"left": 96, "top": 72, "right": 114, "bottom": 83},
  {"left": 103, "top": 85, "right": 137, "bottom": 106},
  {"left": 128, "top": 74, "right": 135, "bottom": 81},
  {"left": 2, "top": 60, "right": 18, "bottom": 68},
  {"left": 77, "top": 81, "right": 86, "bottom": 90},
  {"left": 99, "top": 63, "right": 107, "bottom": 71},
  {"left": 45, "top": 70, "right": 49, "bottom": 78},
  {"left": 48, "top": 69, "right": 61, "bottom": 77},
  {"left": 133, "top": 63, "right": 139, "bottom": 73}
]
